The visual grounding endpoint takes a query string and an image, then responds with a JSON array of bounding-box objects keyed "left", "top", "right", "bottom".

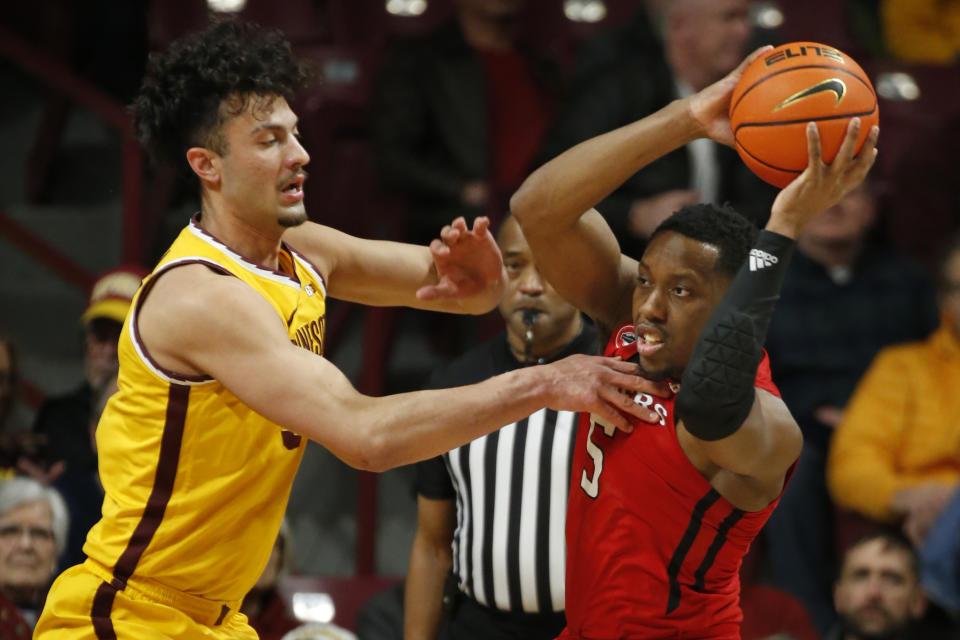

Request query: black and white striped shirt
[{"left": 416, "top": 323, "right": 598, "bottom": 614}]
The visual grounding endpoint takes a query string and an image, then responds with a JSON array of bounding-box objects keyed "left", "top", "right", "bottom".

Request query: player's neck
[{"left": 199, "top": 197, "right": 284, "bottom": 271}]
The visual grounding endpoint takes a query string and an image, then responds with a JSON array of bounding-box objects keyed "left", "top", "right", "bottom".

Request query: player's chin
[
  {"left": 277, "top": 208, "right": 308, "bottom": 228},
  {"left": 637, "top": 357, "right": 669, "bottom": 383}
]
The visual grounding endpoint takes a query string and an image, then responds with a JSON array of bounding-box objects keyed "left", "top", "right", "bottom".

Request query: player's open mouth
[
  {"left": 280, "top": 175, "right": 306, "bottom": 202},
  {"left": 636, "top": 329, "right": 664, "bottom": 356}
]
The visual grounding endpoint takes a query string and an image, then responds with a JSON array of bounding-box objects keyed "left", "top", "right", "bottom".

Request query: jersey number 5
[
  {"left": 580, "top": 394, "right": 667, "bottom": 498},
  {"left": 580, "top": 415, "right": 617, "bottom": 498}
]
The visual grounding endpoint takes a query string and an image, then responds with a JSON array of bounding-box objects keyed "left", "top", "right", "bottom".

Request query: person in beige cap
[{"left": 29, "top": 265, "right": 145, "bottom": 568}]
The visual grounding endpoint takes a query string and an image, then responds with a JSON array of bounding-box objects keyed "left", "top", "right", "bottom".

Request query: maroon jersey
[{"left": 560, "top": 324, "right": 786, "bottom": 640}]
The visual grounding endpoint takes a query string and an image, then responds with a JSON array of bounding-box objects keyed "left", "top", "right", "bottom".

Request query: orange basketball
[{"left": 729, "top": 42, "right": 879, "bottom": 188}]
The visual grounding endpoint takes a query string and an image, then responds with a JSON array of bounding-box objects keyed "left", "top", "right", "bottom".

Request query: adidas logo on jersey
[{"left": 749, "top": 249, "right": 778, "bottom": 272}]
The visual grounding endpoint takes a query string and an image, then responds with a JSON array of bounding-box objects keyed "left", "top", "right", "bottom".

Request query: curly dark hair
[
  {"left": 650, "top": 203, "right": 759, "bottom": 278},
  {"left": 131, "top": 19, "right": 310, "bottom": 169}
]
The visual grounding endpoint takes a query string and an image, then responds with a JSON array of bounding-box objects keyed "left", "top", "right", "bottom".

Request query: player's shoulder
[
  {"left": 140, "top": 263, "right": 277, "bottom": 343},
  {"left": 282, "top": 222, "right": 336, "bottom": 279},
  {"left": 146, "top": 262, "right": 246, "bottom": 311}
]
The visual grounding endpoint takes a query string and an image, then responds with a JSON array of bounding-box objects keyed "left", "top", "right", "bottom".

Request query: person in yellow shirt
[
  {"left": 882, "top": 0, "right": 960, "bottom": 64},
  {"left": 33, "top": 20, "right": 660, "bottom": 640},
  {"left": 828, "top": 231, "right": 960, "bottom": 545}
]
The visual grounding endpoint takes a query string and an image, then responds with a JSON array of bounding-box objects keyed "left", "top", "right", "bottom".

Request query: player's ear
[{"left": 186, "top": 147, "right": 220, "bottom": 186}]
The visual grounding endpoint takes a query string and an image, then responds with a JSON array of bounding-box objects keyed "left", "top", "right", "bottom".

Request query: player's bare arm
[
  {"left": 405, "top": 496, "right": 456, "bottom": 640},
  {"left": 137, "top": 265, "right": 662, "bottom": 471},
  {"left": 676, "top": 115, "right": 879, "bottom": 509},
  {"left": 510, "top": 47, "right": 772, "bottom": 332},
  {"left": 283, "top": 216, "right": 505, "bottom": 315}
]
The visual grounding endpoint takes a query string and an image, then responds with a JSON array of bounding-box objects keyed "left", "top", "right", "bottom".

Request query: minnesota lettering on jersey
[
  {"left": 283, "top": 313, "right": 325, "bottom": 448},
  {"left": 291, "top": 315, "right": 325, "bottom": 355}
]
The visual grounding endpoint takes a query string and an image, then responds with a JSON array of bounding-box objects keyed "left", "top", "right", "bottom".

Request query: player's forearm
[
  {"left": 328, "top": 239, "right": 500, "bottom": 315},
  {"left": 404, "top": 534, "right": 452, "bottom": 640},
  {"left": 343, "top": 368, "right": 547, "bottom": 471},
  {"left": 511, "top": 99, "right": 700, "bottom": 231}
]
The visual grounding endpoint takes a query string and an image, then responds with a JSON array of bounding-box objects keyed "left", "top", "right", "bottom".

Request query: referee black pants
[{"left": 442, "top": 593, "right": 566, "bottom": 640}]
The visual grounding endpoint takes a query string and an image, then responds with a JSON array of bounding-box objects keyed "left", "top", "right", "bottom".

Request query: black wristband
[{"left": 676, "top": 230, "right": 795, "bottom": 441}]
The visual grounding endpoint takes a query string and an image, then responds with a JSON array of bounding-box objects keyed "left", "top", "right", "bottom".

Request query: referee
[{"left": 404, "top": 216, "right": 599, "bottom": 640}]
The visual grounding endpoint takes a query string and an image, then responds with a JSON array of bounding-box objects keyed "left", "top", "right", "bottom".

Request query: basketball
[{"left": 729, "top": 42, "right": 879, "bottom": 188}]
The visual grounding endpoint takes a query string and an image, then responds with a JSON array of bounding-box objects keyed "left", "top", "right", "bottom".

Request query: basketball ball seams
[
  {"left": 733, "top": 105, "right": 877, "bottom": 171},
  {"left": 732, "top": 104, "right": 879, "bottom": 133},
  {"left": 730, "top": 66, "right": 877, "bottom": 118}
]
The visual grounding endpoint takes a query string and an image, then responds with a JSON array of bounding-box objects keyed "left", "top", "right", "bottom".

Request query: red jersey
[{"left": 560, "top": 324, "right": 786, "bottom": 640}]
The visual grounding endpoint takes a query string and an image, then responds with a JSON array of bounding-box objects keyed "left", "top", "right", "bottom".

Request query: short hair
[
  {"left": 0, "top": 478, "right": 70, "bottom": 557},
  {"left": 840, "top": 529, "right": 920, "bottom": 581},
  {"left": 131, "top": 19, "right": 310, "bottom": 171},
  {"left": 935, "top": 230, "right": 960, "bottom": 294},
  {"left": 650, "top": 203, "right": 759, "bottom": 278}
]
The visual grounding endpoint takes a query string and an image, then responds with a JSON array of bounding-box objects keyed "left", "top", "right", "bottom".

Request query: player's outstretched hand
[
  {"left": 768, "top": 118, "right": 879, "bottom": 238},
  {"left": 416, "top": 216, "right": 507, "bottom": 302},
  {"left": 687, "top": 45, "right": 773, "bottom": 147},
  {"left": 538, "top": 354, "right": 673, "bottom": 432}
]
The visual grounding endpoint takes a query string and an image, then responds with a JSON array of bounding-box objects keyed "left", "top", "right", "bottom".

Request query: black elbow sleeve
[{"left": 677, "top": 231, "right": 795, "bottom": 441}]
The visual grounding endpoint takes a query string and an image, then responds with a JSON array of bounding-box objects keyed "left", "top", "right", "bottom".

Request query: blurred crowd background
[{"left": 0, "top": 0, "right": 958, "bottom": 638}]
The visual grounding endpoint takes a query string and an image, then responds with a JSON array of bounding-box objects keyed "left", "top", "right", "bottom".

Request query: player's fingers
[
  {"left": 598, "top": 385, "right": 658, "bottom": 424},
  {"left": 855, "top": 125, "right": 879, "bottom": 166},
  {"left": 599, "top": 358, "right": 672, "bottom": 395},
  {"left": 833, "top": 117, "right": 861, "bottom": 167},
  {"left": 734, "top": 45, "right": 773, "bottom": 76},
  {"left": 441, "top": 225, "right": 461, "bottom": 245},
  {"left": 415, "top": 284, "right": 438, "bottom": 300},
  {"left": 471, "top": 216, "right": 490, "bottom": 236},
  {"left": 607, "top": 372, "right": 671, "bottom": 399},
  {"left": 590, "top": 397, "right": 634, "bottom": 433},
  {"left": 848, "top": 126, "right": 879, "bottom": 185},
  {"left": 451, "top": 217, "right": 468, "bottom": 232},
  {"left": 805, "top": 122, "right": 823, "bottom": 167}
]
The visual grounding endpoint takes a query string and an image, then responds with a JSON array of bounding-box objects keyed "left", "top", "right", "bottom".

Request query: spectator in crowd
[
  {"left": 881, "top": 0, "right": 960, "bottom": 64},
  {"left": 543, "top": 0, "right": 777, "bottom": 257},
  {"left": 763, "top": 179, "right": 939, "bottom": 633},
  {"left": 0, "top": 477, "right": 69, "bottom": 633},
  {"left": 31, "top": 265, "right": 144, "bottom": 481},
  {"left": 828, "top": 531, "right": 927, "bottom": 640},
  {"left": 828, "top": 231, "right": 960, "bottom": 543},
  {"left": 372, "top": 0, "right": 558, "bottom": 244},
  {"left": 405, "top": 215, "right": 598, "bottom": 640},
  {"left": 242, "top": 519, "right": 300, "bottom": 640}
]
